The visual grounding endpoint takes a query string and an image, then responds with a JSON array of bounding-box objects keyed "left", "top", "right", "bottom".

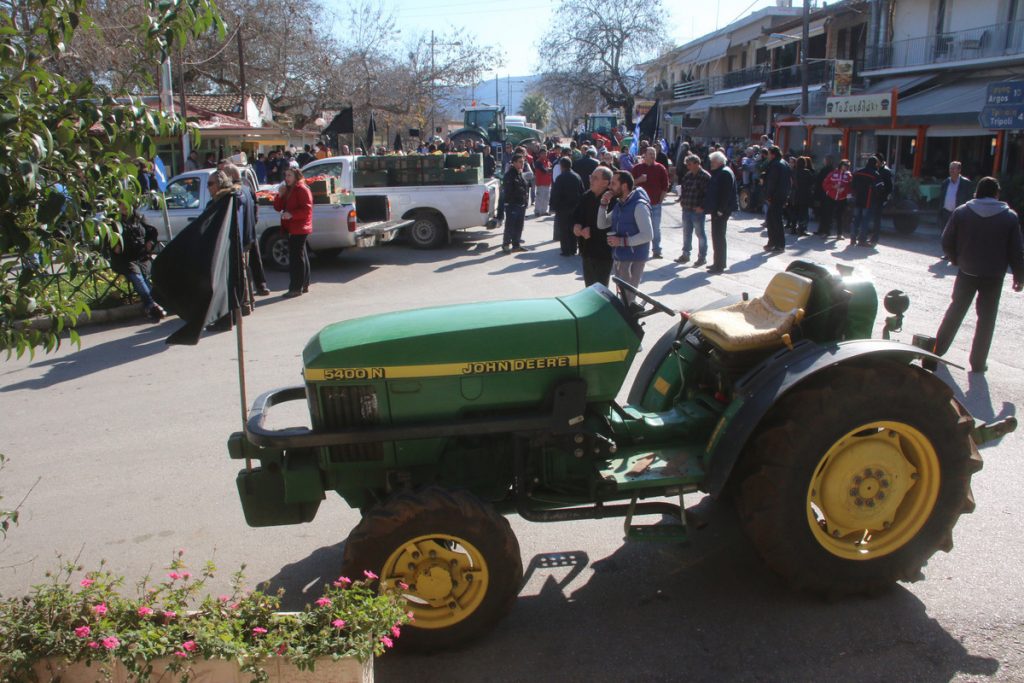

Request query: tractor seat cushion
[{"left": 690, "top": 272, "right": 814, "bottom": 352}]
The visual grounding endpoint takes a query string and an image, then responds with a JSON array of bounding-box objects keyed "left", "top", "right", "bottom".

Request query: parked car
[{"left": 144, "top": 169, "right": 409, "bottom": 269}]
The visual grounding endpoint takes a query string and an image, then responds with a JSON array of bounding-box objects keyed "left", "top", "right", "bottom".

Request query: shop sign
[
  {"left": 979, "top": 105, "right": 1024, "bottom": 130},
  {"left": 825, "top": 93, "right": 893, "bottom": 118},
  {"left": 833, "top": 60, "right": 854, "bottom": 97},
  {"left": 985, "top": 81, "right": 1024, "bottom": 106}
]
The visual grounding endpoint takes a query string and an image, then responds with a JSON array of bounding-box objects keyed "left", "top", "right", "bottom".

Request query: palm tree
[{"left": 518, "top": 93, "right": 551, "bottom": 130}]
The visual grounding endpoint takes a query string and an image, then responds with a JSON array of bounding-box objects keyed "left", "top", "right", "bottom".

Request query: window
[
  {"left": 307, "top": 162, "right": 345, "bottom": 178},
  {"left": 756, "top": 47, "right": 768, "bottom": 64},
  {"left": 164, "top": 177, "right": 201, "bottom": 209},
  {"left": 466, "top": 109, "right": 499, "bottom": 129},
  {"left": 741, "top": 50, "right": 748, "bottom": 69},
  {"left": 728, "top": 55, "right": 735, "bottom": 72}
]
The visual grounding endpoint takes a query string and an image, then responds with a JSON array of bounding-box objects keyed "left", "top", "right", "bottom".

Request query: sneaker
[
  {"left": 501, "top": 244, "right": 511, "bottom": 254},
  {"left": 147, "top": 304, "right": 166, "bottom": 322},
  {"left": 256, "top": 285, "right": 271, "bottom": 296},
  {"left": 763, "top": 244, "right": 774, "bottom": 251},
  {"left": 675, "top": 254, "right": 690, "bottom": 264},
  {"left": 652, "top": 250, "right": 662, "bottom": 259},
  {"left": 693, "top": 257, "right": 706, "bottom": 267},
  {"left": 283, "top": 290, "right": 302, "bottom": 299},
  {"left": 511, "top": 245, "right": 529, "bottom": 253},
  {"left": 706, "top": 265, "right": 724, "bottom": 274}
]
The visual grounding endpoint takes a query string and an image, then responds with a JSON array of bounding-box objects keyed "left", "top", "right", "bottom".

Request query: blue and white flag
[
  {"left": 629, "top": 122, "right": 640, "bottom": 157},
  {"left": 153, "top": 156, "right": 169, "bottom": 193}
]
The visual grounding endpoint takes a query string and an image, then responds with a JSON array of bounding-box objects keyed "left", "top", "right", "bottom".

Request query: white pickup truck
[
  {"left": 144, "top": 168, "right": 408, "bottom": 269},
  {"left": 299, "top": 156, "right": 500, "bottom": 249}
]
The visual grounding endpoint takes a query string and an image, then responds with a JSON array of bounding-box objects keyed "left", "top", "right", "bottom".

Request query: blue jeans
[
  {"left": 125, "top": 270, "right": 155, "bottom": 309},
  {"left": 853, "top": 206, "right": 870, "bottom": 242},
  {"left": 651, "top": 204, "right": 663, "bottom": 254},
  {"left": 502, "top": 204, "right": 525, "bottom": 247},
  {"left": 682, "top": 210, "right": 707, "bottom": 258}
]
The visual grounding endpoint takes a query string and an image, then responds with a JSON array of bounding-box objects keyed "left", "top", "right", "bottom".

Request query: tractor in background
[{"left": 449, "top": 105, "right": 543, "bottom": 152}]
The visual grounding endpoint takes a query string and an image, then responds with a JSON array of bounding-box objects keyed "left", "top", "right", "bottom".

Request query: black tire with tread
[
  {"left": 407, "top": 214, "right": 447, "bottom": 249},
  {"left": 341, "top": 487, "right": 522, "bottom": 651},
  {"left": 734, "top": 361, "right": 981, "bottom": 597},
  {"left": 262, "top": 231, "right": 290, "bottom": 271}
]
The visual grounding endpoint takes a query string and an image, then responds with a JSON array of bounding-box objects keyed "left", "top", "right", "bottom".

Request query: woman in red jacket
[
  {"left": 273, "top": 167, "right": 313, "bottom": 297},
  {"left": 820, "top": 159, "right": 853, "bottom": 240}
]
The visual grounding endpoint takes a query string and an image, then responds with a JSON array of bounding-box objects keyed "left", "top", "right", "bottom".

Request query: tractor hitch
[{"left": 971, "top": 416, "right": 1018, "bottom": 446}]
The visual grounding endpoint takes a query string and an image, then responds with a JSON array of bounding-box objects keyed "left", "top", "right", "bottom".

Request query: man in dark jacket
[
  {"left": 501, "top": 154, "right": 529, "bottom": 253},
  {"left": 550, "top": 157, "right": 585, "bottom": 256},
  {"left": 111, "top": 206, "right": 165, "bottom": 321},
  {"left": 572, "top": 148, "right": 600, "bottom": 187},
  {"left": 813, "top": 156, "right": 834, "bottom": 236},
  {"left": 705, "top": 151, "right": 737, "bottom": 274},
  {"left": 871, "top": 153, "right": 893, "bottom": 245},
  {"left": 939, "top": 161, "right": 975, "bottom": 231},
  {"left": 933, "top": 177, "right": 1024, "bottom": 373},
  {"left": 763, "top": 146, "right": 791, "bottom": 252},
  {"left": 851, "top": 157, "right": 884, "bottom": 246},
  {"left": 573, "top": 165, "right": 615, "bottom": 286}
]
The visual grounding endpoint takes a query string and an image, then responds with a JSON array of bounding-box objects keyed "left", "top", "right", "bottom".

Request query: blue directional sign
[
  {"left": 979, "top": 105, "right": 1024, "bottom": 130},
  {"left": 985, "top": 81, "right": 1024, "bottom": 106}
]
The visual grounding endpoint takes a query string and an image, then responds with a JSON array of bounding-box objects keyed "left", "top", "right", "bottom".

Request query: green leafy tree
[
  {"left": 0, "top": 0, "right": 224, "bottom": 357},
  {"left": 518, "top": 93, "right": 551, "bottom": 131}
]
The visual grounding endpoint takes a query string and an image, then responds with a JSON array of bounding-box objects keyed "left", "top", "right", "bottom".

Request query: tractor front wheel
[
  {"left": 735, "top": 362, "right": 981, "bottom": 596},
  {"left": 341, "top": 487, "right": 522, "bottom": 651}
]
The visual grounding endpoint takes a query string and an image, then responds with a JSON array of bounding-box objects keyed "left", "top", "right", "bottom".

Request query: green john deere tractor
[
  {"left": 449, "top": 105, "right": 542, "bottom": 151},
  {"left": 229, "top": 260, "right": 1016, "bottom": 651}
]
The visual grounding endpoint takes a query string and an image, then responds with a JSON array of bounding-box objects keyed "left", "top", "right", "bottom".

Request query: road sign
[
  {"left": 985, "top": 81, "right": 1024, "bottom": 106},
  {"left": 979, "top": 105, "right": 1024, "bottom": 130}
]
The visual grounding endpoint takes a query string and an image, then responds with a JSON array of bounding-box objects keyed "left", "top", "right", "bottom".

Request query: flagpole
[{"left": 235, "top": 305, "right": 251, "bottom": 471}]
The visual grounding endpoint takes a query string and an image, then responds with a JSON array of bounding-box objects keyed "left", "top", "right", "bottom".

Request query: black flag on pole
[
  {"left": 366, "top": 110, "right": 377, "bottom": 150},
  {"left": 637, "top": 100, "right": 661, "bottom": 144},
  {"left": 151, "top": 195, "right": 238, "bottom": 345}
]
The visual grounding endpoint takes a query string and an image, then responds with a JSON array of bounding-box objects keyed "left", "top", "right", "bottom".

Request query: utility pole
[
  {"left": 237, "top": 20, "right": 247, "bottom": 127},
  {"left": 177, "top": 48, "right": 190, "bottom": 169},
  {"left": 429, "top": 30, "right": 436, "bottom": 138},
  {"left": 800, "top": 0, "right": 810, "bottom": 120}
]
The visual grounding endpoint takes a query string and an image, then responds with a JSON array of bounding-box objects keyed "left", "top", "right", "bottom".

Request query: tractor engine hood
[{"left": 302, "top": 285, "right": 640, "bottom": 404}]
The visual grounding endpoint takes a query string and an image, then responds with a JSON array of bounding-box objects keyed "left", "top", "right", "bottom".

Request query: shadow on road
[
  {"left": 259, "top": 495, "right": 1000, "bottom": 683},
  {"left": 0, "top": 320, "right": 174, "bottom": 392}
]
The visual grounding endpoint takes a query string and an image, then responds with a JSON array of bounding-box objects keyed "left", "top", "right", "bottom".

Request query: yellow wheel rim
[
  {"left": 380, "top": 534, "right": 489, "bottom": 630},
  {"left": 807, "top": 421, "right": 940, "bottom": 560}
]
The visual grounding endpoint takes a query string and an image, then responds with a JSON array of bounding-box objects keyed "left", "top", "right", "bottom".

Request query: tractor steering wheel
[{"left": 611, "top": 276, "right": 676, "bottom": 318}]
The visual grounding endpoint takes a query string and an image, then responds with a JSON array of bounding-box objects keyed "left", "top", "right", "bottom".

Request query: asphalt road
[{"left": 2, "top": 204, "right": 1022, "bottom": 682}]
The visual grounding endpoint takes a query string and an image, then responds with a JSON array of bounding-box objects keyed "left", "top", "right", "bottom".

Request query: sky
[{"left": 374, "top": 0, "right": 783, "bottom": 79}]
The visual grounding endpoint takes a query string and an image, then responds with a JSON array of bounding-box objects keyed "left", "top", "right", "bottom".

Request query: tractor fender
[{"left": 704, "top": 338, "right": 949, "bottom": 498}]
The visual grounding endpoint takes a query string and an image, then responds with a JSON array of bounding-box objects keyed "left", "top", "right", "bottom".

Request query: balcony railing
[
  {"left": 865, "top": 19, "right": 1024, "bottom": 71},
  {"left": 669, "top": 59, "right": 836, "bottom": 101}
]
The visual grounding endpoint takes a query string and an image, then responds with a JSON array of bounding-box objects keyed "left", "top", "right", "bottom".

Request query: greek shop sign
[{"left": 825, "top": 94, "right": 893, "bottom": 119}]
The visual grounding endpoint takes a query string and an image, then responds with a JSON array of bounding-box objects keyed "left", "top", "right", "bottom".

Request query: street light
[{"left": 429, "top": 31, "right": 463, "bottom": 139}]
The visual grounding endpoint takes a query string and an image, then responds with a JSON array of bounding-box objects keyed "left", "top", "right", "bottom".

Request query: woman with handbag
[{"left": 273, "top": 167, "right": 313, "bottom": 298}]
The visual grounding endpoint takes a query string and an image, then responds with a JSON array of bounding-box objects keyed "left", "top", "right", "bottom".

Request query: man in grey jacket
[
  {"left": 933, "top": 177, "right": 1024, "bottom": 373},
  {"left": 597, "top": 171, "right": 653, "bottom": 304}
]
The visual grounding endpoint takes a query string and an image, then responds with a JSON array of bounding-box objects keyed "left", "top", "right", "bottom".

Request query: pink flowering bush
[{"left": 0, "top": 552, "right": 409, "bottom": 682}]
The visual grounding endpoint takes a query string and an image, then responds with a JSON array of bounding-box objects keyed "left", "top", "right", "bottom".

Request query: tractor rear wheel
[
  {"left": 341, "top": 487, "right": 522, "bottom": 651},
  {"left": 735, "top": 362, "right": 981, "bottom": 597}
]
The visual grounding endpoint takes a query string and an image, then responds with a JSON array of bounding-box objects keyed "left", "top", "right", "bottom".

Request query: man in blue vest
[{"left": 596, "top": 170, "right": 654, "bottom": 304}]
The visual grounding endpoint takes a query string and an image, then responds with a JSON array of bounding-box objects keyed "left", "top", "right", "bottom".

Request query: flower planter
[{"left": 32, "top": 655, "right": 372, "bottom": 682}]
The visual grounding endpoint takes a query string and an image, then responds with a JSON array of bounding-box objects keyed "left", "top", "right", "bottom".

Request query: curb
[{"left": 23, "top": 303, "right": 146, "bottom": 333}]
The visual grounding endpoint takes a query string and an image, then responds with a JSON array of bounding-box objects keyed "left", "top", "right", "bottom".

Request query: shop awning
[
  {"left": 695, "top": 36, "right": 731, "bottom": 65},
  {"left": 764, "top": 19, "right": 827, "bottom": 48},
  {"left": 895, "top": 79, "right": 990, "bottom": 125},
  {"left": 683, "top": 97, "right": 713, "bottom": 116},
  {"left": 863, "top": 74, "right": 937, "bottom": 96},
  {"left": 758, "top": 84, "right": 826, "bottom": 107},
  {"left": 708, "top": 83, "right": 761, "bottom": 109}
]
